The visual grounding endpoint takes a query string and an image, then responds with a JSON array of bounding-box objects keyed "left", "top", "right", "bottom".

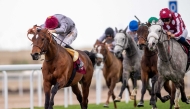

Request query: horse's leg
[
  {"left": 111, "top": 91, "right": 117, "bottom": 109},
  {"left": 149, "top": 75, "right": 158, "bottom": 109},
  {"left": 155, "top": 76, "right": 170, "bottom": 102},
  {"left": 170, "top": 83, "right": 176, "bottom": 109},
  {"left": 104, "top": 79, "right": 117, "bottom": 108},
  {"left": 131, "top": 71, "right": 140, "bottom": 108},
  {"left": 114, "top": 71, "right": 130, "bottom": 102},
  {"left": 81, "top": 76, "right": 92, "bottom": 109},
  {"left": 163, "top": 81, "right": 175, "bottom": 109},
  {"left": 137, "top": 70, "right": 149, "bottom": 107},
  {"left": 179, "top": 78, "right": 190, "bottom": 104},
  {"left": 43, "top": 81, "right": 52, "bottom": 109},
  {"left": 71, "top": 84, "right": 83, "bottom": 108},
  {"left": 104, "top": 81, "right": 110, "bottom": 107},
  {"left": 174, "top": 88, "right": 180, "bottom": 109},
  {"left": 48, "top": 83, "right": 59, "bottom": 109}
]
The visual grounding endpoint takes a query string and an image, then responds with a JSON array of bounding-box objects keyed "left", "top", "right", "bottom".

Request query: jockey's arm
[{"left": 93, "top": 39, "right": 101, "bottom": 47}]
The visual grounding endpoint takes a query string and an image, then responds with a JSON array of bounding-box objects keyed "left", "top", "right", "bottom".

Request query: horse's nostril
[
  {"left": 152, "top": 43, "right": 155, "bottom": 46},
  {"left": 34, "top": 53, "right": 39, "bottom": 55},
  {"left": 116, "top": 51, "right": 120, "bottom": 54}
]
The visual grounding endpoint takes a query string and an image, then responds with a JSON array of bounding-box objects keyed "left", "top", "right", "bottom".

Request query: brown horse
[
  {"left": 93, "top": 42, "right": 125, "bottom": 109},
  {"left": 27, "top": 25, "right": 94, "bottom": 109},
  {"left": 137, "top": 23, "right": 176, "bottom": 109}
]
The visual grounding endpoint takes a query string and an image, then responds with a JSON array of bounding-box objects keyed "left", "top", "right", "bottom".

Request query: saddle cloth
[{"left": 65, "top": 48, "right": 86, "bottom": 74}]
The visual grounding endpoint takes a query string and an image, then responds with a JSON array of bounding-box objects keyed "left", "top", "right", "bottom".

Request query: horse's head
[
  {"left": 137, "top": 23, "right": 149, "bottom": 50},
  {"left": 147, "top": 24, "right": 163, "bottom": 51},
  {"left": 27, "top": 25, "right": 52, "bottom": 60},
  {"left": 114, "top": 26, "right": 128, "bottom": 58},
  {"left": 93, "top": 43, "right": 109, "bottom": 67}
]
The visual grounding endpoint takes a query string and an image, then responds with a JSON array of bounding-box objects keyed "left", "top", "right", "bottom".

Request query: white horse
[
  {"left": 113, "top": 27, "right": 146, "bottom": 107},
  {"left": 147, "top": 23, "right": 190, "bottom": 109}
]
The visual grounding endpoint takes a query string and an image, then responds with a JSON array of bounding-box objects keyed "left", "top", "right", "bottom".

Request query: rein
[{"left": 155, "top": 24, "right": 173, "bottom": 62}]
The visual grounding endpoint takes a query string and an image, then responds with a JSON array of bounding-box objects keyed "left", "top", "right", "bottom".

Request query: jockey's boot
[
  {"left": 77, "top": 58, "right": 84, "bottom": 69},
  {"left": 178, "top": 37, "right": 190, "bottom": 63},
  {"left": 65, "top": 45, "right": 84, "bottom": 69},
  {"left": 185, "top": 39, "right": 190, "bottom": 63}
]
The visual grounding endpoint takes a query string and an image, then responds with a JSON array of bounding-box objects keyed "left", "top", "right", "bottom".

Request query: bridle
[
  {"left": 115, "top": 32, "right": 128, "bottom": 51},
  {"left": 137, "top": 24, "right": 149, "bottom": 45},
  {"left": 149, "top": 24, "right": 173, "bottom": 62},
  {"left": 31, "top": 28, "right": 60, "bottom": 62}
]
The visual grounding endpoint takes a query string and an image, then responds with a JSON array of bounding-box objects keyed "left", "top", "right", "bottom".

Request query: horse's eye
[
  {"left": 42, "top": 38, "right": 44, "bottom": 41},
  {"left": 158, "top": 30, "right": 161, "bottom": 32},
  {"left": 122, "top": 38, "right": 125, "bottom": 41}
]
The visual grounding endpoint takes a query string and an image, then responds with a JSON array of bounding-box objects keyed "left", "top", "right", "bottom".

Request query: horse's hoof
[
  {"left": 103, "top": 104, "right": 109, "bottom": 108},
  {"left": 161, "top": 95, "right": 171, "bottom": 102},
  {"left": 186, "top": 99, "right": 190, "bottom": 104},
  {"left": 114, "top": 97, "right": 121, "bottom": 102},
  {"left": 130, "top": 95, "right": 135, "bottom": 100},
  {"left": 137, "top": 101, "right": 144, "bottom": 107},
  {"left": 174, "top": 107, "right": 180, "bottom": 109}
]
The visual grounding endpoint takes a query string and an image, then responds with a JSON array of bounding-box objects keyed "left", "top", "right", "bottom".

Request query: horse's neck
[
  {"left": 104, "top": 51, "right": 114, "bottom": 67},
  {"left": 125, "top": 38, "right": 138, "bottom": 57},
  {"left": 144, "top": 46, "right": 156, "bottom": 56},
  {"left": 45, "top": 42, "right": 60, "bottom": 61},
  {"left": 157, "top": 39, "right": 170, "bottom": 61}
]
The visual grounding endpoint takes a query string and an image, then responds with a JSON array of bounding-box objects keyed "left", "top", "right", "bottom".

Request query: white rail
[
  {"left": 0, "top": 64, "right": 129, "bottom": 109},
  {"left": 0, "top": 64, "right": 73, "bottom": 109}
]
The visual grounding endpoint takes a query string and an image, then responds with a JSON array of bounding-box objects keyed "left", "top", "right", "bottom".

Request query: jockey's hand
[
  {"left": 106, "top": 36, "right": 114, "bottom": 41},
  {"left": 48, "top": 29, "right": 56, "bottom": 34},
  {"left": 167, "top": 31, "right": 172, "bottom": 36},
  {"left": 107, "top": 43, "right": 113, "bottom": 48},
  {"left": 170, "top": 34, "right": 175, "bottom": 38}
]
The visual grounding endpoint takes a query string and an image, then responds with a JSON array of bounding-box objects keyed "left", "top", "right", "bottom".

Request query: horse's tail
[{"left": 83, "top": 50, "right": 96, "bottom": 67}]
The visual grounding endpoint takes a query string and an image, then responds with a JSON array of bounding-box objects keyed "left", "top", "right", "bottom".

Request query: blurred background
[{"left": 0, "top": 0, "right": 190, "bottom": 109}]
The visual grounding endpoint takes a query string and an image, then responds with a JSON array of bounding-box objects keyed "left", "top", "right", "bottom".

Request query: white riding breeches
[
  {"left": 56, "top": 27, "right": 78, "bottom": 47},
  {"left": 175, "top": 29, "right": 189, "bottom": 40}
]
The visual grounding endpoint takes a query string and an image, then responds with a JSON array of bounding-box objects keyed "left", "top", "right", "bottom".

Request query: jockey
[
  {"left": 159, "top": 8, "right": 190, "bottom": 60},
  {"left": 147, "top": 17, "right": 159, "bottom": 26},
  {"left": 127, "top": 20, "right": 139, "bottom": 43},
  {"left": 41, "top": 14, "right": 83, "bottom": 69},
  {"left": 94, "top": 27, "right": 116, "bottom": 52},
  {"left": 159, "top": 8, "right": 190, "bottom": 46}
]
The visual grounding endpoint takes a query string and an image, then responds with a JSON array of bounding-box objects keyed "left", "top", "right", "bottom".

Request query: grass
[{"left": 19, "top": 100, "right": 190, "bottom": 109}]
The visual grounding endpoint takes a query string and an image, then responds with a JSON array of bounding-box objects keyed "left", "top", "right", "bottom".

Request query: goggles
[{"left": 161, "top": 18, "right": 170, "bottom": 22}]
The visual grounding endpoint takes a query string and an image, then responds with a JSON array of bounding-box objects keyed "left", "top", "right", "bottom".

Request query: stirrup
[{"left": 78, "top": 59, "right": 84, "bottom": 69}]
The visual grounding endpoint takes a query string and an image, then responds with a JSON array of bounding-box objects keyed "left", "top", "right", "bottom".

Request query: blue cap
[{"left": 129, "top": 20, "right": 138, "bottom": 31}]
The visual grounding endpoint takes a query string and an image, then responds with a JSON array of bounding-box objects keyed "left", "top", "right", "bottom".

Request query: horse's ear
[
  {"left": 115, "top": 27, "right": 118, "bottom": 33},
  {"left": 124, "top": 26, "right": 128, "bottom": 33}
]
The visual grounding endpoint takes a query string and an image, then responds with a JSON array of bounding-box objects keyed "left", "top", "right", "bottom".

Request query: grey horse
[
  {"left": 113, "top": 27, "right": 150, "bottom": 107},
  {"left": 147, "top": 23, "right": 190, "bottom": 109}
]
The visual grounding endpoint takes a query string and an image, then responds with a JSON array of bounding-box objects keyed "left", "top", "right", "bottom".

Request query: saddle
[{"left": 65, "top": 48, "right": 86, "bottom": 74}]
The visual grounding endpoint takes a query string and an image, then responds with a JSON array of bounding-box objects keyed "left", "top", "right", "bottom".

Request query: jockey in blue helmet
[{"left": 127, "top": 20, "right": 139, "bottom": 43}]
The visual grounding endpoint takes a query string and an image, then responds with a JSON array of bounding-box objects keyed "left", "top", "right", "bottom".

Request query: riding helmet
[
  {"left": 45, "top": 16, "right": 59, "bottom": 29},
  {"left": 105, "top": 27, "right": 114, "bottom": 37},
  {"left": 129, "top": 20, "right": 138, "bottom": 31},
  {"left": 159, "top": 8, "right": 172, "bottom": 19},
  {"left": 148, "top": 17, "right": 158, "bottom": 23}
]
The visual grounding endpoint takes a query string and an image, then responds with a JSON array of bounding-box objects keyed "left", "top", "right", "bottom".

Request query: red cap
[
  {"left": 159, "top": 8, "right": 172, "bottom": 19},
  {"left": 45, "top": 16, "right": 58, "bottom": 29}
]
